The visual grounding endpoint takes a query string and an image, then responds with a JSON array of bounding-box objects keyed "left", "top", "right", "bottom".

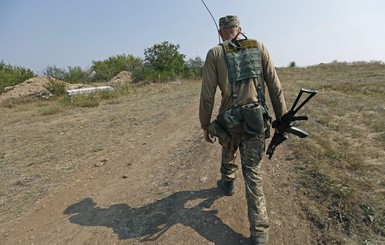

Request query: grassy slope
[{"left": 276, "top": 62, "right": 385, "bottom": 244}]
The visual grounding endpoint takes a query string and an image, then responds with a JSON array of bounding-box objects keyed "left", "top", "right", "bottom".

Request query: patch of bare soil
[{"left": 0, "top": 81, "right": 314, "bottom": 244}]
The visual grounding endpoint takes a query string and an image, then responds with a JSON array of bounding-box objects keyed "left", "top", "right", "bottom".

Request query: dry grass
[
  {"left": 0, "top": 63, "right": 384, "bottom": 244},
  {"left": 277, "top": 62, "right": 385, "bottom": 244}
]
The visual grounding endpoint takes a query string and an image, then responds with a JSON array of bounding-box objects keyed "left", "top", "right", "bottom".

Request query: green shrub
[
  {"left": 91, "top": 54, "right": 143, "bottom": 82},
  {"left": 44, "top": 66, "right": 92, "bottom": 84},
  {"left": 40, "top": 103, "right": 63, "bottom": 115},
  {"left": 43, "top": 65, "right": 67, "bottom": 80},
  {"left": 46, "top": 79, "right": 67, "bottom": 96},
  {"left": 0, "top": 60, "right": 35, "bottom": 93},
  {"left": 67, "top": 93, "right": 100, "bottom": 107},
  {"left": 288, "top": 61, "right": 297, "bottom": 68}
]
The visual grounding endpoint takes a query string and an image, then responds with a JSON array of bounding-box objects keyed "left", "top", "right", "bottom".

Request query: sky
[{"left": 1, "top": 0, "right": 385, "bottom": 74}]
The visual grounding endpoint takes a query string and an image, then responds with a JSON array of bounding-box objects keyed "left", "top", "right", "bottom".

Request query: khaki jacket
[{"left": 199, "top": 40, "right": 287, "bottom": 130}]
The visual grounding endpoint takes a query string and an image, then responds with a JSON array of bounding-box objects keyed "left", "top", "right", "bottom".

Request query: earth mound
[{"left": 0, "top": 72, "right": 132, "bottom": 104}]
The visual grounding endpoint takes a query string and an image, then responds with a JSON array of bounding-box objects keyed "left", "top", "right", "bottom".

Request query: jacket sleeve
[
  {"left": 260, "top": 42, "right": 287, "bottom": 119},
  {"left": 199, "top": 49, "right": 218, "bottom": 129}
]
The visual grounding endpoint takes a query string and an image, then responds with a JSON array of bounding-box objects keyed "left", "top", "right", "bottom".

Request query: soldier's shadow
[{"left": 64, "top": 186, "right": 248, "bottom": 244}]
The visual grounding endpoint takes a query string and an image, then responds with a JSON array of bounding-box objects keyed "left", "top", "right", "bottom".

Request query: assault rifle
[{"left": 266, "top": 88, "right": 317, "bottom": 159}]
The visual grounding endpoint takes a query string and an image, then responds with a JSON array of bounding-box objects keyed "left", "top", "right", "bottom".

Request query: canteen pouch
[{"left": 240, "top": 104, "right": 265, "bottom": 136}]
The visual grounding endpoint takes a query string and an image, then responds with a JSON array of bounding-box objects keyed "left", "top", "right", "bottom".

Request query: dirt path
[{"left": 0, "top": 83, "right": 314, "bottom": 244}]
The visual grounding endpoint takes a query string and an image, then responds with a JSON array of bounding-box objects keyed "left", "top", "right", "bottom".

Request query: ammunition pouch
[
  {"left": 222, "top": 107, "right": 242, "bottom": 129},
  {"left": 222, "top": 104, "right": 272, "bottom": 138},
  {"left": 207, "top": 103, "right": 272, "bottom": 147},
  {"left": 206, "top": 119, "right": 231, "bottom": 148}
]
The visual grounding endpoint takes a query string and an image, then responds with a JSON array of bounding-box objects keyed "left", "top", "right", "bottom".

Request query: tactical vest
[
  {"left": 218, "top": 36, "right": 272, "bottom": 138},
  {"left": 220, "top": 37, "right": 264, "bottom": 107}
]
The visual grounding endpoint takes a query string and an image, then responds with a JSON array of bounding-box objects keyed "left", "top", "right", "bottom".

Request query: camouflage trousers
[{"left": 220, "top": 132, "right": 270, "bottom": 235}]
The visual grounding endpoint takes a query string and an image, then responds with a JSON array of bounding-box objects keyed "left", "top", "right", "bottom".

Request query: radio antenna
[{"left": 200, "top": 0, "right": 221, "bottom": 43}]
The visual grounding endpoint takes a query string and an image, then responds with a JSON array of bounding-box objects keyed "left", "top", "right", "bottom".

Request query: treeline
[
  {"left": 0, "top": 60, "right": 35, "bottom": 93},
  {"left": 1, "top": 41, "right": 204, "bottom": 93}
]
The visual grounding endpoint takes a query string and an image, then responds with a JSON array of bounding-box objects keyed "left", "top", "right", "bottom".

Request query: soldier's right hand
[{"left": 203, "top": 129, "right": 216, "bottom": 143}]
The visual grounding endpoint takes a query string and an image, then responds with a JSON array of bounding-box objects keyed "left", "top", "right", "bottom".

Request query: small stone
[
  {"left": 200, "top": 177, "right": 208, "bottom": 182},
  {"left": 122, "top": 174, "right": 129, "bottom": 179},
  {"left": 95, "top": 159, "right": 107, "bottom": 167}
]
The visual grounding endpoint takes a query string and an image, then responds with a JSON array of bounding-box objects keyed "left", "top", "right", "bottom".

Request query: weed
[
  {"left": 46, "top": 78, "right": 67, "bottom": 96},
  {"left": 40, "top": 103, "right": 63, "bottom": 115},
  {"left": 2, "top": 96, "right": 37, "bottom": 108},
  {"left": 66, "top": 93, "right": 100, "bottom": 107}
]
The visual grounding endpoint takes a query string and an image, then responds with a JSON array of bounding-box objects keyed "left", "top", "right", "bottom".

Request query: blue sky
[{"left": 1, "top": 0, "right": 384, "bottom": 73}]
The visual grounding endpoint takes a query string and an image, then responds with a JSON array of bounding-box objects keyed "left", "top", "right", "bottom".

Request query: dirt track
[{"left": 0, "top": 81, "right": 314, "bottom": 244}]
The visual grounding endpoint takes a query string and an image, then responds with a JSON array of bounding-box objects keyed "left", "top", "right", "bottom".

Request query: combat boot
[
  {"left": 219, "top": 179, "right": 235, "bottom": 196},
  {"left": 251, "top": 232, "right": 268, "bottom": 245}
]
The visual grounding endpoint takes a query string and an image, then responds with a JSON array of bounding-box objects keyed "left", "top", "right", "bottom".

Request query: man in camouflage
[{"left": 199, "top": 15, "right": 287, "bottom": 245}]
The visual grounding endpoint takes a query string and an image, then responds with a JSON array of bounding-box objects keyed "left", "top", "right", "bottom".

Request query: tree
[
  {"left": 67, "top": 66, "right": 92, "bottom": 83},
  {"left": 185, "top": 56, "right": 204, "bottom": 78},
  {"left": 144, "top": 41, "right": 186, "bottom": 76},
  {"left": 43, "top": 65, "right": 92, "bottom": 83},
  {"left": 288, "top": 61, "right": 296, "bottom": 68},
  {"left": 44, "top": 65, "right": 67, "bottom": 80}
]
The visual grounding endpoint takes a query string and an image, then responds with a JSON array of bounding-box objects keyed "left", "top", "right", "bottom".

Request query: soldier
[{"left": 199, "top": 15, "right": 287, "bottom": 245}]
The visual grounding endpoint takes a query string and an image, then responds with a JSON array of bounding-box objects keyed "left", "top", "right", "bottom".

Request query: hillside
[{"left": 0, "top": 62, "right": 384, "bottom": 244}]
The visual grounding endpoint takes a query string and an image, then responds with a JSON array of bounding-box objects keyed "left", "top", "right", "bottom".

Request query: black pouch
[
  {"left": 240, "top": 105, "right": 265, "bottom": 136},
  {"left": 206, "top": 119, "right": 232, "bottom": 148}
]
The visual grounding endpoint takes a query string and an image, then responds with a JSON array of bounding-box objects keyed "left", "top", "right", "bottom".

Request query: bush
[
  {"left": 46, "top": 78, "right": 67, "bottom": 96},
  {"left": 44, "top": 66, "right": 92, "bottom": 84},
  {"left": 67, "top": 66, "right": 93, "bottom": 83},
  {"left": 0, "top": 60, "right": 35, "bottom": 93},
  {"left": 288, "top": 61, "right": 296, "bottom": 68},
  {"left": 90, "top": 54, "right": 143, "bottom": 82},
  {"left": 44, "top": 66, "right": 67, "bottom": 80},
  {"left": 184, "top": 56, "right": 204, "bottom": 79}
]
